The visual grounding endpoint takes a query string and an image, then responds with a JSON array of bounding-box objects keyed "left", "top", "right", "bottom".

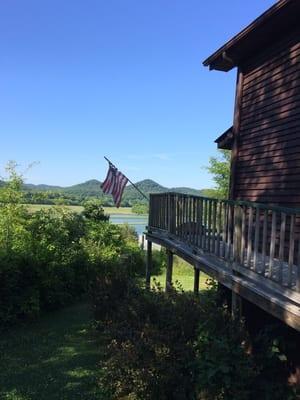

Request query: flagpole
[{"left": 104, "top": 156, "right": 149, "bottom": 201}]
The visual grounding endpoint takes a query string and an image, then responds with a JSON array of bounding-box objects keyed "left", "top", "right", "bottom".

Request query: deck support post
[
  {"left": 231, "top": 291, "right": 242, "bottom": 320},
  {"left": 146, "top": 240, "right": 152, "bottom": 289},
  {"left": 165, "top": 249, "right": 173, "bottom": 293},
  {"left": 194, "top": 267, "right": 200, "bottom": 294}
]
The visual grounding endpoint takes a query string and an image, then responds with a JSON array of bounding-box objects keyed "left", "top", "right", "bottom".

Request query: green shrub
[
  {"left": 93, "top": 275, "right": 296, "bottom": 400},
  {"left": 0, "top": 166, "right": 145, "bottom": 325},
  {"left": 95, "top": 283, "right": 202, "bottom": 399},
  {"left": 195, "top": 311, "right": 255, "bottom": 400}
]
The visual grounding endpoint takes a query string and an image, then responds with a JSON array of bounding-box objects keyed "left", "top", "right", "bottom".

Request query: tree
[
  {"left": 0, "top": 161, "right": 29, "bottom": 256},
  {"left": 82, "top": 199, "right": 109, "bottom": 222},
  {"left": 205, "top": 150, "right": 231, "bottom": 199},
  {"left": 132, "top": 202, "right": 149, "bottom": 215}
]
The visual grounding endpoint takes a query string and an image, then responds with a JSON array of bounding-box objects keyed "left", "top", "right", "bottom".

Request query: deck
[{"left": 146, "top": 193, "right": 300, "bottom": 331}]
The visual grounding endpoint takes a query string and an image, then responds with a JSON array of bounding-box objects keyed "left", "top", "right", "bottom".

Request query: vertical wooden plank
[
  {"left": 182, "top": 196, "right": 185, "bottom": 241},
  {"left": 199, "top": 198, "right": 203, "bottom": 248},
  {"left": 185, "top": 196, "right": 188, "bottom": 242},
  {"left": 246, "top": 206, "right": 254, "bottom": 269},
  {"left": 165, "top": 249, "right": 173, "bottom": 293},
  {"left": 240, "top": 206, "right": 246, "bottom": 266},
  {"left": 198, "top": 197, "right": 203, "bottom": 248},
  {"left": 222, "top": 202, "right": 228, "bottom": 258},
  {"left": 233, "top": 205, "right": 237, "bottom": 261},
  {"left": 269, "top": 211, "right": 277, "bottom": 279},
  {"left": 188, "top": 196, "right": 192, "bottom": 244},
  {"left": 231, "top": 291, "right": 242, "bottom": 320},
  {"left": 278, "top": 212, "right": 286, "bottom": 283},
  {"left": 207, "top": 200, "right": 212, "bottom": 252},
  {"left": 297, "top": 237, "right": 300, "bottom": 292},
  {"left": 216, "top": 201, "right": 222, "bottom": 257},
  {"left": 229, "top": 69, "right": 244, "bottom": 200},
  {"left": 146, "top": 240, "right": 152, "bottom": 289},
  {"left": 195, "top": 197, "right": 199, "bottom": 247},
  {"left": 253, "top": 207, "right": 260, "bottom": 272},
  {"left": 194, "top": 197, "right": 198, "bottom": 246},
  {"left": 179, "top": 195, "right": 183, "bottom": 239},
  {"left": 194, "top": 267, "right": 200, "bottom": 294},
  {"left": 203, "top": 199, "right": 208, "bottom": 250},
  {"left": 167, "top": 193, "right": 171, "bottom": 234},
  {"left": 261, "top": 209, "right": 268, "bottom": 275},
  {"left": 288, "top": 214, "right": 295, "bottom": 287},
  {"left": 236, "top": 205, "right": 243, "bottom": 264},
  {"left": 225, "top": 204, "right": 232, "bottom": 260},
  {"left": 212, "top": 201, "right": 217, "bottom": 254},
  {"left": 233, "top": 205, "right": 241, "bottom": 263}
]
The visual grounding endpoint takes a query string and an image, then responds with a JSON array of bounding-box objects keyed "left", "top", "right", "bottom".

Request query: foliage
[
  {"left": 3, "top": 177, "right": 205, "bottom": 207},
  {"left": 94, "top": 280, "right": 203, "bottom": 400},
  {"left": 206, "top": 150, "right": 231, "bottom": 199},
  {"left": 82, "top": 199, "right": 109, "bottom": 222},
  {"left": 195, "top": 309, "right": 255, "bottom": 400},
  {"left": 132, "top": 202, "right": 149, "bottom": 214},
  {"left": 93, "top": 274, "right": 295, "bottom": 400},
  {"left": 0, "top": 164, "right": 144, "bottom": 326}
]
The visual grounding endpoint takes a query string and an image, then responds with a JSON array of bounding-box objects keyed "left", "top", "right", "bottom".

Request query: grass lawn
[
  {"left": 0, "top": 303, "right": 106, "bottom": 400},
  {"left": 26, "top": 204, "right": 133, "bottom": 215},
  {"left": 152, "top": 256, "right": 209, "bottom": 291}
]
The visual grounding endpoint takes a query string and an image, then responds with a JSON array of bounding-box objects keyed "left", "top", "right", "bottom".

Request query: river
[{"left": 109, "top": 214, "right": 148, "bottom": 236}]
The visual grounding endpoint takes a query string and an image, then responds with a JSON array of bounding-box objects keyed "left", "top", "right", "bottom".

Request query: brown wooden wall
[{"left": 234, "top": 28, "right": 300, "bottom": 208}]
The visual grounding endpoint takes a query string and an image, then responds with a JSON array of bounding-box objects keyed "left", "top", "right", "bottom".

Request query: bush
[
  {"left": 93, "top": 275, "right": 296, "bottom": 400},
  {"left": 0, "top": 166, "right": 145, "bottom": 325},
  {"left": 95, "top": 282, "right": 203, "bottom": 399}
]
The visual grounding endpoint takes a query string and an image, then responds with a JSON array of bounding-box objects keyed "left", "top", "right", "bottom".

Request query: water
[{"left": 109, "top": 214, "right": 148, "bottom": 236}]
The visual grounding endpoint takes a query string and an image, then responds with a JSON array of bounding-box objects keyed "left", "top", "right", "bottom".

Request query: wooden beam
[
  {"left": 229, "top": 68, "right": 244, "bottom": 200},
  {"left": 145, "top": 240, "right": 152, "bottom": 289},
  {"left": 146, "top": 231, "right": 300, "bottom": 332},
  {"left": 232, "top": 291, "right": 243, "bottom": 320},
  {"left": 166, "top": 249, "right": 173, "bottom": 293}
]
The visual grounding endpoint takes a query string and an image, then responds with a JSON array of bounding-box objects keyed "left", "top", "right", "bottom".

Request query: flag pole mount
[{"left": 103, "top": 156, "right": 149, "bottom": 201}]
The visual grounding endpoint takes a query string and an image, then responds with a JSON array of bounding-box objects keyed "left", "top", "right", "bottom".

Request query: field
[
  {"left": 0, "top": 303, "right": 105, "bottom": 400},
  {"left": 26, "top": 204, "right": 133, "bottom": 215},
  {"left": 152, "top": 256, "right": 209, "bottom": 291}
]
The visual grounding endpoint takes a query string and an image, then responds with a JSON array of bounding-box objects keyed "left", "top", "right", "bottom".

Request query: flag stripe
[
  {"left": 113, "top": 172, "right": 128, "bottom": 207},
  {"left": 101, "top": 164, "right": 128, "bottom": 207},
  {"left": 101, "top": 166, "right": 116, "bottom": 194}
]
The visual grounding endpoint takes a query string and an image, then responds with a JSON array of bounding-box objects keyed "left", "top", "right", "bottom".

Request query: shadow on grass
[{"left": 0, "top": 303, "right": 107, "bottom": 400}]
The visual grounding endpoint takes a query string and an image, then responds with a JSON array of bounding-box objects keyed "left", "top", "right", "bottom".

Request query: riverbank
[{"left": 26, "top": 204, "right": 141, "bottom": 215}]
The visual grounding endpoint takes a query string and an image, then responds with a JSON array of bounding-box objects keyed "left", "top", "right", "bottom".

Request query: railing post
[
  {"left": 148, "top": 194, "right": 153, "bottom": 228},
  {"left": 233, "top": 205, "right": 242, "bottom": 264},
  {"left": 167, "top": 192, "right": 171, "bottom": 234},
  {"left": 231, "top": 291, "right": 242, "bottom": 320},
  {"left": 146, "top": 240, "right": 152, "bottom": 289},
  {"left": 165, "top": 249, "right": 173, "bottom": 293}
]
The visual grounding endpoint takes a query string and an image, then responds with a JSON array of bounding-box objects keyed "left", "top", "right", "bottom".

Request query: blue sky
[{"left": 0, "top": 0, "right": 275, "bottom": 189}]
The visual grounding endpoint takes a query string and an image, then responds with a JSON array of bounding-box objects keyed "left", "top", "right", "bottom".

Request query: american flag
[{"left": 101, "top": 164, "right": 128, "bottom": 207}]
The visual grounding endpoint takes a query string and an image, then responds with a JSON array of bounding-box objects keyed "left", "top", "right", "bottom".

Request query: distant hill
[
  {"left": 24, "top": 178, "right": 202, "bottom": 196},
  {"left": 0, "top": 178, "right": 207, "bottom": 206}
]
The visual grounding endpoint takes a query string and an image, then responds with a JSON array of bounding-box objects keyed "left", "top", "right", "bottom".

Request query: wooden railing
[{"left": 148, "top": 193, "right": 300, "bottom": 292}]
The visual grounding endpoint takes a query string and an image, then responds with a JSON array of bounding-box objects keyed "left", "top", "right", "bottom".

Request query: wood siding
[{"left": 234, "top": 28, "right": 300, "bottom": 208}]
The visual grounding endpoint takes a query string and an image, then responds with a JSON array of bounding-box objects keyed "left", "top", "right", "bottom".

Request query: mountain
[
  {"left": 1, "top": 178, "right": 206, "bottom": 206},
  {"left": 23, "top": 179, "right": 202, "bottom": 197}
]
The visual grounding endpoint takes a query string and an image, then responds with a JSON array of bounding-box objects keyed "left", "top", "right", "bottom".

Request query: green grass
[
  {"left": 25, "top": 204, "right": 133, "bottom": 215},
  {"left": 152, "top": 256, "right": 209, "bottom": 291},
  {"left": 0, "top": 303, "right": 106, "bottom": 400}
]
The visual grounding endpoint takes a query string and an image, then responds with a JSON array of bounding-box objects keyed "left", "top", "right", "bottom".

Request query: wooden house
[
  {"left": 145, "top": 0, "right": 300, "bottom": 334},
  {"left": 204, "top": 0, "right": 300, "bottom": 207}
]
